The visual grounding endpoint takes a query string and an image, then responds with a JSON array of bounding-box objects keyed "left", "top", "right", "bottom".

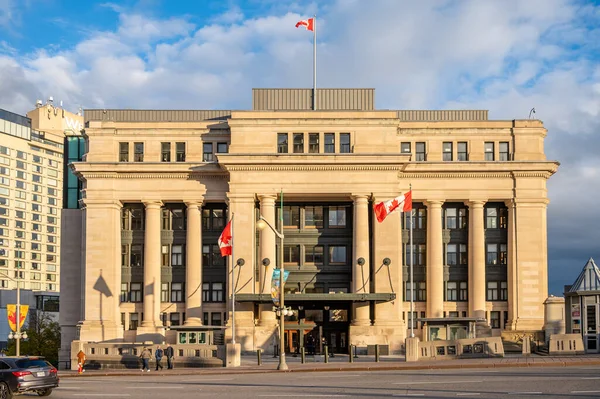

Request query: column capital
[
  {"left": 352, "top": 194, "right": 370, "bottom": 203},
  {"left": 184, "top": 200, "right": 203, "bottom": 209},
  {"left": 504, "top": 199, "right": 514, "bottom": 208},
  {"left": 465, "top": 199, "right": 486, "bottom": 208},
  {"left": 81, "top": 199, "right": 122, "bottom": 210},
  {"left": 257, "top": 194, "right": 277, "bottom": 204},
  {"left": 424, "top": 199, "right": 444, "bottom": 208},
  {"left": 142, "top": 200, "right": 163, "bottom": 209}
]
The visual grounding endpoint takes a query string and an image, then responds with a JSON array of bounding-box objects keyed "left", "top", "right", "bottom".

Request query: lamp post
[
  {"left": 0, "top": 272, "right": 26, "bottom": 356},
  {"left": 256, "top": 214, "right": 288, "bottom": 371}
]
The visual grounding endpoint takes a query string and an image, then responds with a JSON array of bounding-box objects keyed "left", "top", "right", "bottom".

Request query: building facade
[{"left": 63, "top": 89, "right": 558, "bottom": 359}]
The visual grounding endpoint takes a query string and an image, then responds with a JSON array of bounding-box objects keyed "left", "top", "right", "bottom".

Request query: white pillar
[
  {"left": 141, "top": 200, "right": 162, "bottom": 329},
  {"left": 184, "top": 201, "right": 202, "bottom": 325},
  {"left": 352, "top": 195, "right": 370, "bottom": 326}
]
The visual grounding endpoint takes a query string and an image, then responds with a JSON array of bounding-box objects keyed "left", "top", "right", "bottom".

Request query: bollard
[
  {"left": 257, "top": 349, "right": 262, "bottom": 366},
  {"left": 375, "top": 344, "right": 380, "bottom": 362},
  {"left": 354, "top": 344, "right": 359, "bottom": 358},
  {"left": 273, "top": 344, "right": 277, "bottom": 358},
  {"left": 324, "top": 346, "right": 329, "bottom": 363},
  {"left": 349, "top": 345, "right": 354, "bottom": 363},
  {"left": 301, "top": 347, "right": 305, "bottom": 364}
]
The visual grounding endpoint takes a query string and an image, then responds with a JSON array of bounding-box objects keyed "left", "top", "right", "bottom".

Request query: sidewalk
[{"left": 59, "top": 353, "right": 600, "bottom": 378}]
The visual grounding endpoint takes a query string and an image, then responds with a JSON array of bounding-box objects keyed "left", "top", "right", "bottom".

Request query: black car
[{"left": 0, "top": 357, "right": 58, "bottom": 398}]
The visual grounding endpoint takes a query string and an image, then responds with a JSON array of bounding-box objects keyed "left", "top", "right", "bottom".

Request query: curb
[{"left": 58, "top": 359, "right": 600, "bottom": 378}]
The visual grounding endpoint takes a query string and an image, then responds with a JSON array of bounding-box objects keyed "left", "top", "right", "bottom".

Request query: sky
[{"left": 0, "top": 0, "right": 599, "bottom": 295}]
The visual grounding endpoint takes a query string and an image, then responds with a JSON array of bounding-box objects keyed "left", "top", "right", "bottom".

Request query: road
[{"left": 44, "top": 366, "right": 600, "bottom": 398}]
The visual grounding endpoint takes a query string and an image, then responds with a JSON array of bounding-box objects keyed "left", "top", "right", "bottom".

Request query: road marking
[
  {"left": 72, "top": 395, "right": 130, "bottom": 397},
  {"left": 572, "top": 391, "right": 600, "bottom": 394},
  {"left": 392, "top": 395, "right": 425, "bottom": 397},
  {"left": 126, "top": 386, "right": 184, "bottom": 389},
  {"left": 581, "top": 377, "right": 600, "bottom": 380},
  {"left": 456, "top": 394, "right": 481, "bottom": 397},
  {"left": 508, "top": 392, "right": 542, "bottom": 395},
  {"left": 392, "top": 381, "right": 481, "bottom": 386},
  {"left": 190, "top": 378, "right": 234, "bottom": 381},
  {"left": 297, "top": 374, "right": 362, "bottom": 379},
  {"left": 259, "top": 396, "right": 348, "bottom": 397}
]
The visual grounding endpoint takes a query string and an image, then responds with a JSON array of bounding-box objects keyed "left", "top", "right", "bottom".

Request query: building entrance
[{"left": 584, "top": 303, "right": 599, "bottom": 353}]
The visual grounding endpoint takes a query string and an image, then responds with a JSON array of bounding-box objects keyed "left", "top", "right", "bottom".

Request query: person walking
[
  {"left": 164, "top": 344, "right": 174, "bottom": 370},
  {"left": 76, "top": 350, "right": 86, "bottom": 374},
  {"left": 154, "top": 346, "right": 164, "bottom": 371},
  {"left": 140, "top": 347, "right": 152, "bottom": 372}
]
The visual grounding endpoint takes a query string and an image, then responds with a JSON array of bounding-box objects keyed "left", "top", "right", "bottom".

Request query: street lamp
[
  {"left": 256, "top": 214, "right": 288, "bottom": 371},
  {"left": 0, "top": 271, "right": 26, "bottom": 356}
]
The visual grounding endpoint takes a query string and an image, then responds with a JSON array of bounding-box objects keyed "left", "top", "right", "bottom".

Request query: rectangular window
[
  {"left": 443, "top": 142, "right": 453, "bottom": 161},
  {"left": 0, "top": 147, "right": 8, "bottom": 156},
  {"left": 308, "top": 133, "right": 319, "bottom": 153},
  {"left": 133, "top": 142, "right": 144, "bottom": 162},
  {"left": 304, "top": 206, "right": 323, "bottom": 228},
  {"left": 305, "top": 245, "right": 324, "bottom": 265},
  {"left": 329, "top": 246, "right": 346, "bottom": 264},
  {"left": 490, "top": 311, "right": 501, "bottom": 328},
  {"left": 16, "top": 181, "right": 25, "bottom": 190},
  {"left": 33, "top": 155, "right": 42, "bottom": 164},
  {"left": 499, "top": 142, "right": 510, "bottom": 161},
  {"left": 283, "top": 245, "right": 300, "bottom": 265},
  {"left": 487, "top": 244, "right": 498, "bottom": 265},
  {"left": 340, "top": 133, "right": 351, "bottom": 153},
  {"left": 459, "top": 281, "right": 468, "bottom": 301},
  {"left": 282, "top": 206, "right": 300, "bottom": 228},
  {"left": 16, "top": 160, "right": 26, "bottom": 170},
  {"left": 172, "top": 209, "right": 185, "bottom": 230},
  {"left": 119, "top": 143, "right": 129, "bottom": 162},
  {"left": 34, "top": 165, "right": 42, "bottom": 174},
  {"left": 203, "top": 143, "right": 214, "bottom": 162},
  {"left": 17, "top": 151, "right": 26, "bottom": 160},
  {"left": 211, "top": 312, "right": 222, "bottom": 326},
  {"left": 415, "top": 142, "right": 426, "bottom": 161},
  {"left": 499, "top": 244, "right": 507, "bottom": 265},
  {"left": 446, "top": 244, "right": 457, "bottom": 265},
  {"left": 484, "top": 142, "right": 495, "bottom": 161},
  {"left": 459, "top": 244, "right": 468, "bottom": 265},
  {"left": 202, "top": 283, "right": 210, "bottom": 302},
  {"left": 445, "top": 208, "right": 457, "bottom": 229},
  {"left": 499, "top": 208, "right": 508, "bottom": 229},
  {"left": 458, "top": 208, "right": 467, "bottom": 229},
  {"left": 121, "top": 245, "right": 130, "bottom": 267},
  {"left": 131, "top": 244, "right": 143, "bottom": 267},
  {"left": 401, "top": 142, "right": 411, "bottom": 154},
  {"left": 447, "top": 282, "right": 458, "bottom": 301},
  {"left": 486, "top": 208, "right": 497, "bottom": 229},
  {"left": 161, "top": 245, "right": 170, "bottom": 267},
  {"left": 169, "top": 313, "right": 180, "bottom": 326},
  {"left": 293, "top": 133, "right": 304, "bottom": 153},
  {"left": 171, "top": 283, "right": 183, "bottom": 302},
  {"left": 161, "top": 142, "right": 171, "bottom": 162},
  {"left": 171, "top": 245, "right": 183, "bottom": 266},
  {"left": 208, "top": 142, "right": 226, "bottom": 156},
  {"left": 176, "top": 142, "right": 186, "bottom": 162},
  {"left": 277, "top": 134, "right": 288, "bottom": 154},
  {"left": 130, "top": 283, "right": 142, "bottom": 302},
  {"left": 500, "top": 282, "right": 508, "bottom": 300},
  {"left": 129, "top": 313, "right": 139, "bottom": 330},
  {"left": 328, "top": 206, "right": 346, "bottom": 227},
  {"left": 212, "top": 282, "right": 224, "bottom": 302},
  {"left": 16, "top": 171, "right": 26, "bottom": 179},
  {"left": 457, "top": 142, "right": 468, "bottom": 161},
  {"left": 324, "top": 133, "right": 335, "bottom": 153},
  {"left": 486, "top": 282, "right": 498, "bottom": 301}
]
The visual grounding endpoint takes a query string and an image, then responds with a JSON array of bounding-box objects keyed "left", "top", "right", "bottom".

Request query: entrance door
[
  {"left": 285, "top": 330, "right": 300, "bottom": 354},
  {"left": 584, "top": 303, "right": 599, "bottom": 353}
]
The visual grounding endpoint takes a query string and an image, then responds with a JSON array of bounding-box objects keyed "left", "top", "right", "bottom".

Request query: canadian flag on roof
[
  {"left": 295, "top": 18, "right": 314, "bottom": 31},
  {"left": 218, "top": 220, "right": 232, "bottom": 256},
  {"left": 374, "top": 191, "right": 412, "bottom": 223}
]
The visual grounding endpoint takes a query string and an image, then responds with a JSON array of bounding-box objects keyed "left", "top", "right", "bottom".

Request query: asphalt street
[{"left": 48, "top": 366, "right": 600, "bottom": 398}]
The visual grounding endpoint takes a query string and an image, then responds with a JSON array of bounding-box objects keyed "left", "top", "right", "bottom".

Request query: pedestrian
[
  {"left": 76, "top": 350, "right": 86, "bottom": 374},
  {"left": 164, "top": 344, "right": 174, "bottom": 369},
  {"left": 154, "top": 346, "right": 164, "bottom": 371},
  {"left": 140, "top": 347, "right": 152, "bottom": 372}
]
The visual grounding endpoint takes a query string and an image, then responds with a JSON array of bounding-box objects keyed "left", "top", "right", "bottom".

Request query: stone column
[
  {"left": 141, "top": 200, "right": 162, "bottom": 330},
  {"left": 352, "top": 195, "right": 370, "bottom": 326},
  {"left": 468, "top": 200, "right": 486, "bottom": 319},
  {"left": 505, "top": 200, "right": 517, "bottom": 329},
  {"left": 425, "top": 200, "right": 444, "bottom": 318},
  {"left": 258, "top": 195, "right": 277, "bottom": 326},
  {"left": 184, "top": 201, "right": 203, "bottom": 325}
]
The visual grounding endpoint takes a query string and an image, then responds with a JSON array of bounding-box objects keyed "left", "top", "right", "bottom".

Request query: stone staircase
[{"left": 475, "top": 322, "right": 493, "bottom": 338}]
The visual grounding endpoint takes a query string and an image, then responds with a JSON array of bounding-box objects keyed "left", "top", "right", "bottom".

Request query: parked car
[{"left": 0, "top": 356, "right": 58, "bottom": 398}]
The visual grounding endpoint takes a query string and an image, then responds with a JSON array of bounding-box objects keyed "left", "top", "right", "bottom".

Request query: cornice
[
  {"left": 400, "top": 172, "right": 513, "bottom": 179},
  {"left": 79, "top": 172, "right": 228, "bottom": 180},
  {"left": 226, "top": 165, "right": 402, "bottom": 172}
]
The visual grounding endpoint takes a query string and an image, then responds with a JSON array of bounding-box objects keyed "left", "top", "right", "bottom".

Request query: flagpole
[
  {"left": 409, "top": 184, "right": 414, "bottom": 338},
  {"left": 231, "top": 213, "right": 236, "bottom": 344},
  {"left": 313, "top": 14, "right": 317, "bottom": 111}
]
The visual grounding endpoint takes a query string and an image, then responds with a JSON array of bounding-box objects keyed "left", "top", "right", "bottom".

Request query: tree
[{"left": 6, "top": 311, "right": 60, "bottom": 366}]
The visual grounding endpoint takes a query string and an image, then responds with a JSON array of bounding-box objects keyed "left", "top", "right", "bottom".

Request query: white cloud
[{"left": 0, "top": 0, "right": 598, "bottom": 293}]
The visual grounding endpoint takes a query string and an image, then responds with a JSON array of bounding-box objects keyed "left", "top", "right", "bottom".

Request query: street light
[
  {"left": 0, "top": 271, "right": 26, "bottom": 356},
  {"left": 256, "top": 215, "right": 288, "bottom": 371}
]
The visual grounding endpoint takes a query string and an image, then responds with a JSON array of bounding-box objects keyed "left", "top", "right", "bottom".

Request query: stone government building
[{"left": 60, "top": 88, "right": 558, "bottom": 364}]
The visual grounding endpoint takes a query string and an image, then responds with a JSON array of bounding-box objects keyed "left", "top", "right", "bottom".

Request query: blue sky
[{"left": 1, "top": 0, "right": 599, "bottom": 295}]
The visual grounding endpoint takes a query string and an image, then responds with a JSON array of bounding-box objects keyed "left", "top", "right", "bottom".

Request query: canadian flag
[
  {"left": 374, "top": 191, "right": 413, "bottom": 223},
  {"left": 218, "top": 220, "right": 232, "bottom": 256},
  {"left": 295, "top": 18, "right": 314, "bottom": 31}
]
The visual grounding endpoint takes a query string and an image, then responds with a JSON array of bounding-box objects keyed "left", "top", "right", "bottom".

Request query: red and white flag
[
  {"left": 374, "top": 191, "right": 412, "bottom": 223},
  {"left": 295, "top": 18, "right": 314, "bottom": 31},
  {"left": 218, "top": 220, "right": 232, "bottom": 256}
]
